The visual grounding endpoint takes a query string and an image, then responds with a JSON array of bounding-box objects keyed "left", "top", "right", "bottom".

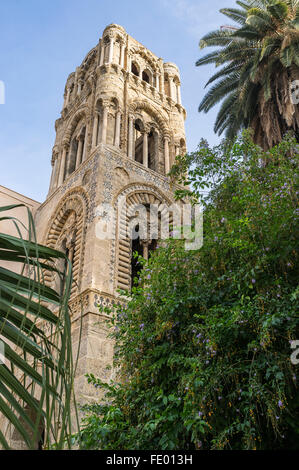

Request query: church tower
[{"left": 34, "top": 24, "right": 187, "bottom": 404}]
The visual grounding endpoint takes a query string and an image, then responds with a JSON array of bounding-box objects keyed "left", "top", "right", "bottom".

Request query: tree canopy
[{"left": 79, "top": 133, "right": 299, "bottom": 450}]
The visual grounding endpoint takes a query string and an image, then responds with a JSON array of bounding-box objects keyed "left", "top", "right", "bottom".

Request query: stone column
[
  {"left": 52, "top": 157, "right": 59, "bottom": 191},
  {"left": 92, "top": 113, "right": 99, "bottom": 148},
  {"left": 75, "top": 137, "right": 84, "bottom": 169},
  {"left": 58, "top": 145, "right": 68, "bottom": 187},
  {"left": 108, "top": 38, "right": 114, "bottom": 63},
  {"left": 100, "top": 42, "right": 105, "bottom": 66},
  {"left": 120, "top": 42, "right": 125, "bottom": 67},
  {"left": 155, "top": 73, "right": 160, "bottom": 91},
  {"left": 127, "top": 54, "right": 131, "bottom": 72},
  {"left": 114, "top": 111, "right": 121, "bottom": 147},
  {"left": 177, "top": 84, "right": 182, "bottom": 105},
  {"left": 82, "top": 127, "right": 87, "bottom": 161},
  {"left": 49, "top": 157, "right": 56, "bottom": 194},
  {"left": 143, "top": 132, "right": 148, "bottom": 168},
  {"left": 65, "top": 88, "right": 71, "bottom": 107},
  {"left": 101, "top": 106, "right": 109, "bottom": 144},
  {"left": 169, "top": 77, "right": 174, "bottom": 100},
  {"left": 128, "top": 115, "right": 134, "bottom": 158},
  {"left": 77, "top": 80, "right": 82, "bottom": 96},
  {"left": 142, "top": 241, "right": 149, "bottom": 261},
  {"left": 160, "top": 74, "right": 165, "bottom": 95},
  {"left": 164, "top": 137, "right": 170, "bottom": 174},
  {"left": 154, "top": 132, "right": 159, "bottom": 168}
]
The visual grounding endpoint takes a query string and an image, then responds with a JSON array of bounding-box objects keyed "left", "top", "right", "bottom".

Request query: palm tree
[
  {"left": 0, "top": 204, "right": 78, "bottom": 449},
  {"left": 197, "top": 0, "right": 299, "bottom": 150}
]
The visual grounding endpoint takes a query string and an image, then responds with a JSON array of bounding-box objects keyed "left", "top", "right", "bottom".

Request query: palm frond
[
  {"left": 0, "top": 204, "right": 80, "bottom": 450},
  {"left": 200, "top": 29, "right": 234, "bottom": 49},
  {"left": 220, "top": 7, "right": 247, "bottom": 25}
]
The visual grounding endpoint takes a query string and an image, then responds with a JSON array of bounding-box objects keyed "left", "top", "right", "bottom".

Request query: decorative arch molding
[
  {"left": 44, "top": 187, "right": 90, "bottom": 297},
  {"left": 63, "top": 106, "right": 89, "bottom": 146},
  {"left": 129, "top": 46, "right": 159, "bottom": 72},
  {"left": 113, "top": 184, "right": 174, "bottom": 292},
  {"left": 129, "top": 100, "right": 170, "bottom": 137}
]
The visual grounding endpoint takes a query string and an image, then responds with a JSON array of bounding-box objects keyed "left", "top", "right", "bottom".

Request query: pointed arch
[
  {"left": 113, "top": 184, "right": 174, "bottom": 292},
  {"left": 63, "top": 107, "right": 89, "bottom": 146},
  {"left": 129, "top": 100, "right": 169, "bottom": 138},
  {"left": 44, "top": 188, "right": 89, "bottom": 298}
]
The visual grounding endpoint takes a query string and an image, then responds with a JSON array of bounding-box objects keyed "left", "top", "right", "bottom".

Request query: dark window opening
[
  {"left": 134, "top": 120, "right": 143, "bottom": 164},
  {"left": 131, "top": 63, "right": 139, "bottom": 77},
  {"left": 148, "top": 130, "right": 155, "bottom": 171},
  {"left": 131, "top": 226, "right": 143, "bottom": 288},
  {"left": 142, "top": 71, "right": 150, "bottom": 84}
]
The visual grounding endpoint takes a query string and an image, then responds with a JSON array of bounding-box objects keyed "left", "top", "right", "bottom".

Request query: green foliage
[
  {"left": 0, "top": 205, "right": 78, "bottom": 449},
  {"left": 79, "top": 133, "right": 299, "bottom": 450}
]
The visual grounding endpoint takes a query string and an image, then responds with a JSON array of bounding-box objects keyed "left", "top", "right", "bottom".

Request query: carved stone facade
[{"left": 34, "top": 24, "right": 187, "bottom": 409}]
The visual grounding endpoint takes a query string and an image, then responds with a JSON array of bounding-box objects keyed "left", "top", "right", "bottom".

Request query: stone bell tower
[{"left": 34, "top": 24, "right": 187, "bottom": 404}]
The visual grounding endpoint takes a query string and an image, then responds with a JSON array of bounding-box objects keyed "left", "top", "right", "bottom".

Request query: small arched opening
[
  {"left": 142, "top": 70, "right": 151, "bottom": 85},
  {"left": 131, "top": 62, "right": 140, "bottom": 77}
]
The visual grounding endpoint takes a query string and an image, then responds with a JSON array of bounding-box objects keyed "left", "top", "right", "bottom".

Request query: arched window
[
  {"left": 130, "top": 205, "right": 159, "bottom": 288},
  {"left": 116, "top": 189, "right": 173, "bottom": 292},
  {"left": 142, "top": 70, "right": 151, "bottom": 84},
  {"left": 131, "top": 62, "right": 140, "bottom": 77}
]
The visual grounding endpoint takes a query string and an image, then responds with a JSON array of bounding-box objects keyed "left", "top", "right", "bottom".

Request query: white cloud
[{"left": 161, "top": 0, "right": 235, "bottom": 38}]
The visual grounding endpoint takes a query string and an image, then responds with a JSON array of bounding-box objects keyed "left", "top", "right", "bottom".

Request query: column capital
[
  {"left": 101, "top": 98, "right": 110, "bottom": 109},
  {"left": 106, "top": 31, "right": 115, "bottom": 40},
  {"left": 62, "top": 141, "right": 70, "bottom": 151}
]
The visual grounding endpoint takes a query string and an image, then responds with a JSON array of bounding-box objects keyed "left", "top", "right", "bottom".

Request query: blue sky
[{"left": 0, "top": 0, "right": 236, "bottom": 202}]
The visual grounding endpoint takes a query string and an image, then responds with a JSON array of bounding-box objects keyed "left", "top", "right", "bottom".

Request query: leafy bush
[{"left": 79, "top": 133, "right": 299, "bottom": 450}]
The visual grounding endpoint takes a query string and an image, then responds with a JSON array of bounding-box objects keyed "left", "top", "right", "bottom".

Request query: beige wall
[{"left": 0, "top": 185, "right": 40, "bottom": 272}]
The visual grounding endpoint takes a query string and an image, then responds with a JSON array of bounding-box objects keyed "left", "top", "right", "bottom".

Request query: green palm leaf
[
  {"left": 0, "top": 204, "right": 80, "bottom": 449},
  {"left": 196, "top": 0, "right": 299, "bottom": 149}
]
